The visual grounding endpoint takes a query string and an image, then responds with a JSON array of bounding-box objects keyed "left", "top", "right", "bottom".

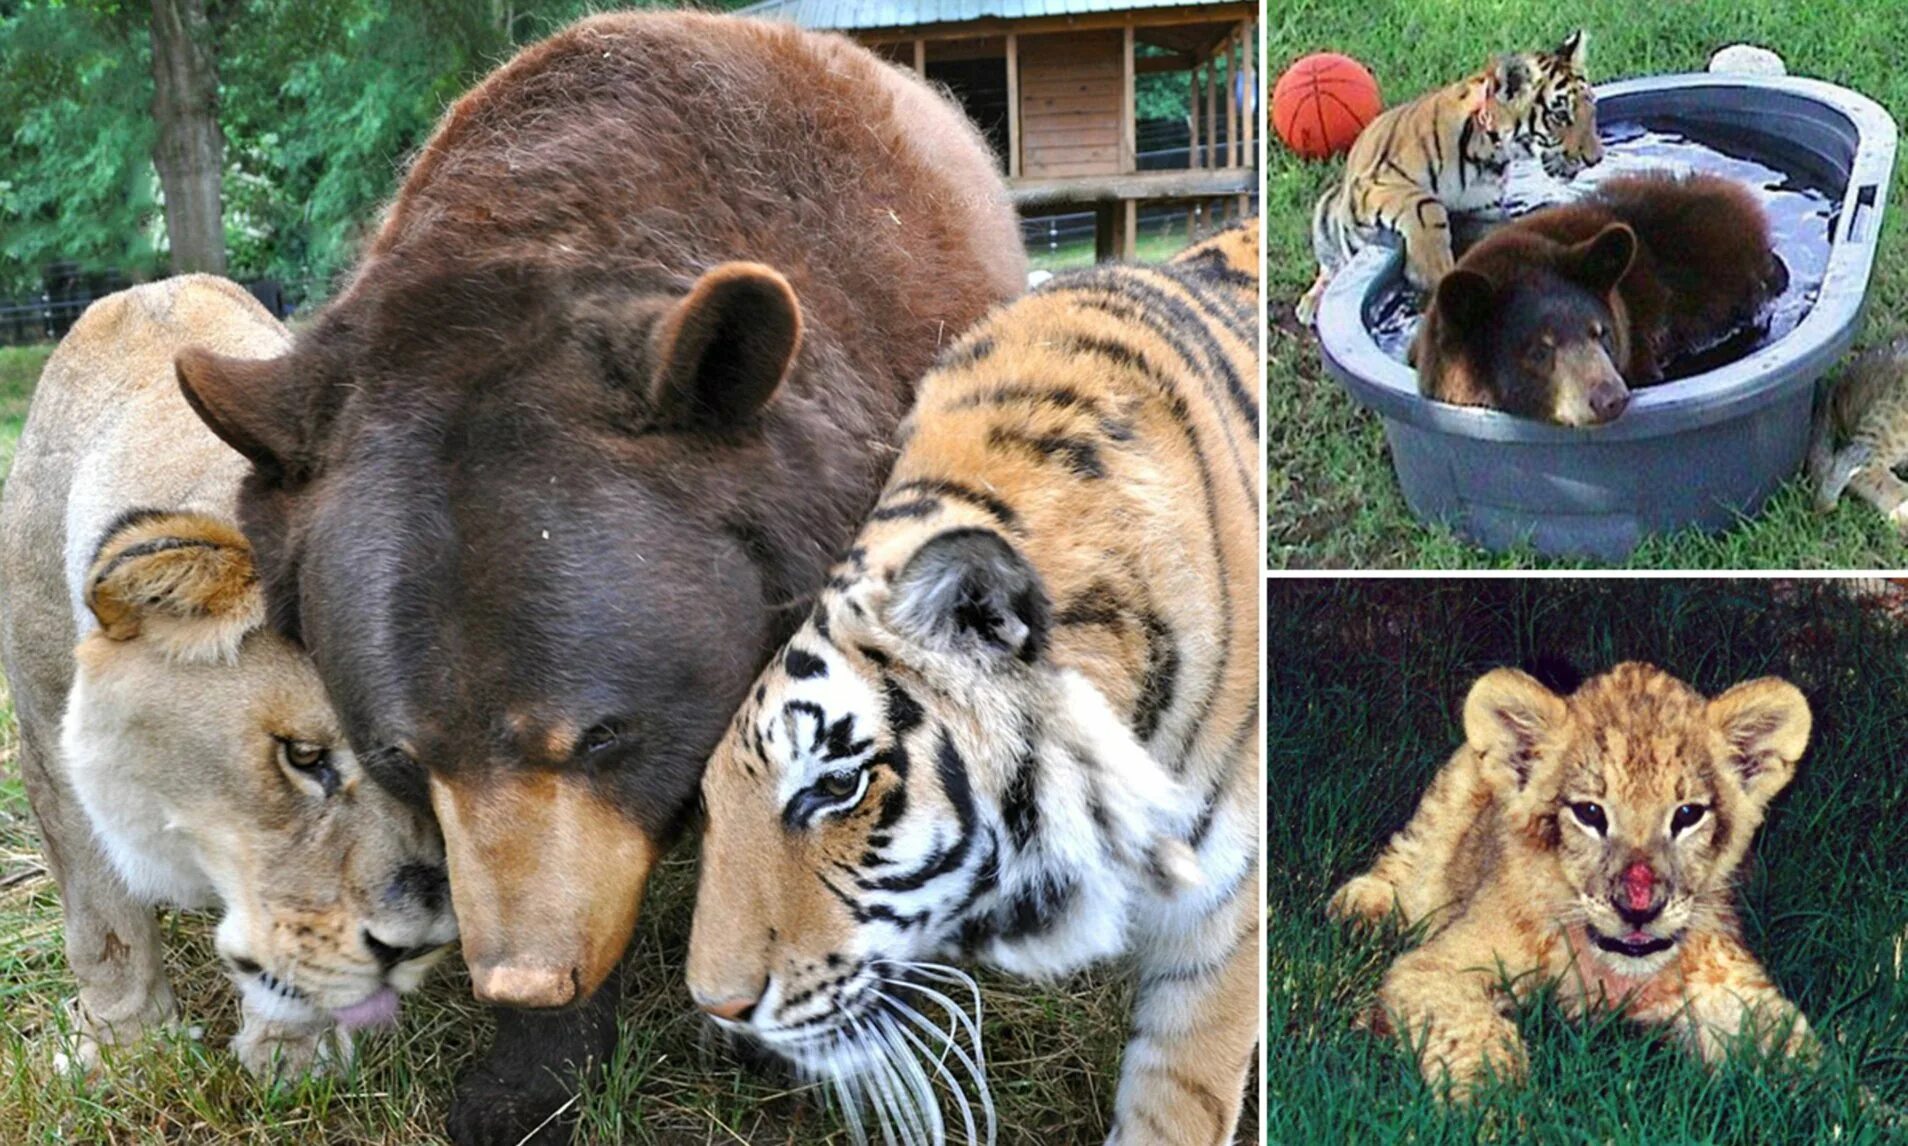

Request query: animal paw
[
  {"left": 232, "top": 1015, "right": 349, "bottom": 1081},
  {"left": 1424, "top": 1024, "right": 1528, "bottom": 1103},
  {"left": 1327, "top": 874, "right": 1399, "bottom": 924},
  {"left": 51, "top": 993, "right": 179, "bottom": 1078}
]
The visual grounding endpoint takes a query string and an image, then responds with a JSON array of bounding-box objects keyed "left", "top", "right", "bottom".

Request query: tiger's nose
[{"left": 696, "top": 993, "right": 760, "bottom": 1023}]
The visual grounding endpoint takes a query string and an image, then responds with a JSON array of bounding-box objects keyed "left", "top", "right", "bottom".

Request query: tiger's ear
[
  {"left": 1567, "top": 223, "right": 1636, "bottom": 295},
  {"left": 1557, "top": 29, "right": 1588, "bottom": 69},
  {"left": 1489, "top": 53, "right": 1531, "bottom": 106},
  {"left": 84, "top": 512, "right": 265, "bottom": 664},
  {"left": 1434, "top": 269, "right": 1497, "bottom": 334},
  {"left": 885, "top": 528, "right": 1049, "bottom": 663},
  {"left": 1707, "top": 678, "right": 1810, "bottom": 808},
  {"left": 1462, "top": 668, "right": 1569, "bottom": 791},
  {"left": 175, "top": 348, "right": 308, "bottom": 477},
  {"left": 647, "top": 262, "right": 802, "bottom": 427}
]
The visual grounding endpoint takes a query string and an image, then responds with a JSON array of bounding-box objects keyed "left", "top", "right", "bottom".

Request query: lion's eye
[
  {"left": 282, "top": 741, "right": 328, "bottom": 770},
  {"left": 1670, "top": 803, "right": 1708, "bottom": 835},
  {"left": 1568, "top": 802, "right": 1607, "bottom": 833},
  {"left": 278, "top": 739, "right": 339, "bottom": 796}
]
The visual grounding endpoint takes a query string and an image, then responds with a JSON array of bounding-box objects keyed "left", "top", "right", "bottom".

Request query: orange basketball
[{"left": 1273, "top": 53, "right": 1382, "bottom": 161}]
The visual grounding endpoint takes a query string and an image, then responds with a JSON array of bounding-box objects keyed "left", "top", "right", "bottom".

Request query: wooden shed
[{"left": 739, "top": 0, "right": 1257, "bottom": 260}]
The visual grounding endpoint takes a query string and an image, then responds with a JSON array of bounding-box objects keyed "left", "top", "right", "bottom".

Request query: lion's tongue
[{"left": 333, "top": 986, "right": 400, "bottom": 1031}]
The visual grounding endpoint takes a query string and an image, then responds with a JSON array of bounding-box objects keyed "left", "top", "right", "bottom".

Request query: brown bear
[
  {"left": 1413, "top": 171, "right": 1780, "bottom": 425},
  {"left": 171, "top": 12, "right": 1024, "bottom": 1144}
]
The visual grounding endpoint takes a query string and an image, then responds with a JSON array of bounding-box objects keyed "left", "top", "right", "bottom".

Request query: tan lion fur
[
  {"left": 1330, "top": 662, "right": 1815, "bottom": 1099},
  {"left": 0, "top": 277, "right": 456, "bottom": 1078}
]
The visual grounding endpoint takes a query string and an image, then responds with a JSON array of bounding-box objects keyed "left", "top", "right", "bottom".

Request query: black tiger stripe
[
  {"left": 90, "top": 506, "right": 174, "bottom": 565},
  {"left": 1132, "top": 610, "right": 1181, "bottom": 744},
  {"left": 880, "top": 477, "right": 1019, "bottom": 529},
  {"left": 986, "top": 425, "right": 1107, "bottom": 480},
  {"left": 783, "top": 647, "right": 828, "bottom": 679},
  {"left": 90, "top": 536, "right": 225, "bottom": 588},
  {"left": 1053, "top": 271, "right": 1257, "bottom": 434}
]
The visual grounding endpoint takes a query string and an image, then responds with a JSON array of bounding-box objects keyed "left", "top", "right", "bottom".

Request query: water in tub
[{"left": 1367, "top": 121, "right": 1838, "bottom": 381}]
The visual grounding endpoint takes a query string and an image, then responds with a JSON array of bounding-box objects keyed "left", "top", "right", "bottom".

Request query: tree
[{"left": 148, "top": 0, "right": 224, "bottom": 274}]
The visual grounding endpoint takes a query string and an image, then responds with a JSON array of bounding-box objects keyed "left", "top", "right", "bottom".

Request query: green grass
[
  {"left": 1267, "top": 579, "right": 1908, "bottom": 1141},
  {"left": 1266, "top": 0, "right": 1908, "bottom": 568},
  {"left": 0, "top": 345, "right": 51, "bottom": 482}
]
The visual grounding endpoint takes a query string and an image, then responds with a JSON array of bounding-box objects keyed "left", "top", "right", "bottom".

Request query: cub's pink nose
[
  {"left": 698, "top": 995, "right": 759, "bottom": 1023},
  {"left": 1622, "top": 861, "right": 1655, "bottom": 912}
]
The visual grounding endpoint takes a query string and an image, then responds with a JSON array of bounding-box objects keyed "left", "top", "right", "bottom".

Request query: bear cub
[{"left": 1413, "top": 171, "right": 1781, "bottom": 426}]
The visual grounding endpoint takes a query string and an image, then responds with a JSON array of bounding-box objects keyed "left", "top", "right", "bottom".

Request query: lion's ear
[
  {"left": 1708, "top": 678, "right": 1811, "bottom": 806},
  {"left": 1462, "top": 667, "right": 1569, "bottom": 790},
  {"left": 85, "top": 511, "right": 265, "bottom": 664}
]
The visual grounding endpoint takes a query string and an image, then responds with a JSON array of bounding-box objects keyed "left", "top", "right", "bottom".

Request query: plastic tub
[{"left": 1316, "top": 74, "right": 1897, "bottom": 560}]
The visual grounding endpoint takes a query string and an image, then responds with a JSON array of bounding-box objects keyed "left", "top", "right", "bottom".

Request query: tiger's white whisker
[
  {"left": 877, "top": 989, "right": 997, "bottom": 1144},
  {"left": 880, "top": 997, "right": 986, "bottom": 1146}
]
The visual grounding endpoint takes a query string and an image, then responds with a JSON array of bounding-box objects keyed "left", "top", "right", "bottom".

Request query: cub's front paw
[
  {"left": 1327, "top": 874, "right": 1399, "bottom": 924},
  {"left": 1420, "top": 1017, "right": 1528, "bottom": 1104},
  {"left": 448, "top": 1069, "right": 578, "bottom": 1146},
  {"left": 232, "top": 1016, "right": 348, "bottom": 1080}
]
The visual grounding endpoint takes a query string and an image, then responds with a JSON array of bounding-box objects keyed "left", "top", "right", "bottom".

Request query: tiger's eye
[
  {"left": 1671, "top": 803, "right": 1708, "bottom": 835},
  {"left": 816, "top": 771, "right": 860, "bottom": 799},
  {"left": 1569, "top": 802, "right": 1607, "bottom": 833}
]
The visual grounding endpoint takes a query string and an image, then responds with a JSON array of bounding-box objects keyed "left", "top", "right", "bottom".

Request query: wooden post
[
  {"left": 1205, "top": 52, "right": 1218, "bottom": 176},
  {"left": 1095, "top": 203, "right": 1118, "bottom": 262},
  {"left": 1241, "top": 19, "right": 1256, "bottom": 169},
  {"left": 1227, "top": 26, "right": 1240, "bottom": 169},
  {"left": 1005, "top": 32, "right": 1021, "bottom": 178},
  {"left": 1188, "top": 67, "right": 1202, "bottom": 169},
  {"left": 913, "top": 38, "right": 925, "bottom": 76},
  {"left": 1120, "top": 23, "right": 1136, "bottom": 174},
  {"left": 1123, "top": 199, "right": 1138, "bottom": 260}
]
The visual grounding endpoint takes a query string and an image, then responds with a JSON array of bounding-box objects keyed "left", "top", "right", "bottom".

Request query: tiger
[
  {"left": 686, "top": 220, "right": 1262, "bottom": 1145},
  {"left": 1296, "top": 31, "right": 1601, "bottom": 325},
  {"left": 1809, "top": 336, "right": 1908, "bottom": 532}
]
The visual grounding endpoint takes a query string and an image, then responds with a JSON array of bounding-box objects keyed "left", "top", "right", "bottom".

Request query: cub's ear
[
  {"left": 175, "top": 348, "right": 307, "bottom": 477},
  {"left": 1707, "top": 677, "right": 1811, "bottom": 806},
  {"left": 1462, "top": 667, "right": 1569, "bottom": 790},
  {"left": 886, "top": 528, "right": 1049, "bottom": 663},
  {"left": 648, "top": 262, "right": 802, "bottom": 427},
  {"left": 1568, "top": 224, "right": 1636, "bottom": 295},
  {"left": 85, "top": 512, "right": 265, "bottom": 665},
  {"left": 1433, "top": 269, "right": 1497, "bottom": 334},
  {"left": 1489, "top": 53, "right": 1531, "bottom": 105},
  {"left": 1557, "top": 29, "right": 1588, "bottom": 69}
]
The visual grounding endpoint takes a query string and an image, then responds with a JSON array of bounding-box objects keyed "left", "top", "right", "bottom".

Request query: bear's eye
[
  {"left": 577, "top": 723, "right": 621, "bottom": 755},
  {"left": 1568, "top": 801, "right": 1607, "bottom": 833},
  {"left": 1589, "top": 322, "right": 1606, "bottom": 340},
  {"left": 1671, "top": 803, "right": 1708, "bottom": 835}
]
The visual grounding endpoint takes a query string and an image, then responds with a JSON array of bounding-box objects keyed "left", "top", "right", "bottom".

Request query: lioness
[
  {"left": 1330, "top": 662, "right": 1815, "bottom": 1099},
  {"left": 0, "top": 276, "right": 458, "bottom": 1077}
]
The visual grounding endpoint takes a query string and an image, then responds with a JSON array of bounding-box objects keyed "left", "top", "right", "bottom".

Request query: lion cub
[{"left": 1330, "top": 662, "right": 1815, "bottom": 1099}]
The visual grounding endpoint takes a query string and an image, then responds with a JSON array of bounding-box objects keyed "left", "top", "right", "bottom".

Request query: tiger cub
[
  {"left": 1297, "top": 31, "right": 1601, "bottom": 325},
  {"left": 1810, "top": 337, "right": 1908, "bottom": 531},
  {"left": 687, "top": 222, "right": 1261, "bottom": 1145}
]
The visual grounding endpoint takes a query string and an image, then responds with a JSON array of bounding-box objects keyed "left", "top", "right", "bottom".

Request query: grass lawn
[
  {"left": 1266, "top": 579, "right": 1908, "bottom": 1141},
  {"left": 1265, "top": 0, "right": 1908, "bottom": 568}
]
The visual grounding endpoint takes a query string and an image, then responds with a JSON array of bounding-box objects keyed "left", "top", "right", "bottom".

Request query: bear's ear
[
  {"left": 1707, "top": 678, "right": 1811, "bottom": 807},
  {"left": 648, "top": 262, "right": 802, "bottom": 427},
  {"left": 1556, "top": 29, "right": 1587, "bottom": 69},
  {"left": 1568, "top": 224, "right": 1636, "bottom": 295},
  {"left": 1463, "top": 667, "right": 1569, "bottom": 791},
  {"left": 885, "top": 528, "right": 1049, "bottom": 664},
  {"left": 85, "top": 511, "right": 265, "bottom": 664},
  {"left": 1433, "top": 269, "right": 1497, "bottom": 334},
  {"left": 175, "top": 348, "right": 308, "bottom": 477}
]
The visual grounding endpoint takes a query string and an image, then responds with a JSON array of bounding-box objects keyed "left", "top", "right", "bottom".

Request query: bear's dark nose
[{"left": 1590, "top": 383, "right": 1629, "bottom": 422}]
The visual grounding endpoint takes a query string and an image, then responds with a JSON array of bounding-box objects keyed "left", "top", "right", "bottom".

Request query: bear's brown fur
[{"left": 1414, "top": 172, "right": 1779, "bottom": 425}]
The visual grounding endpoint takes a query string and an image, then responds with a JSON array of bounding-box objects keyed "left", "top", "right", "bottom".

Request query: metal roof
[{"left": 735, "top": 0, "right": 1237, "bottom": 32}]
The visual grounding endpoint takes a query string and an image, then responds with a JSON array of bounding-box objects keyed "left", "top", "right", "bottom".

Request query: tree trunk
[{"left": 149, "top": 0, "right": 225, "bottom": 275}]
